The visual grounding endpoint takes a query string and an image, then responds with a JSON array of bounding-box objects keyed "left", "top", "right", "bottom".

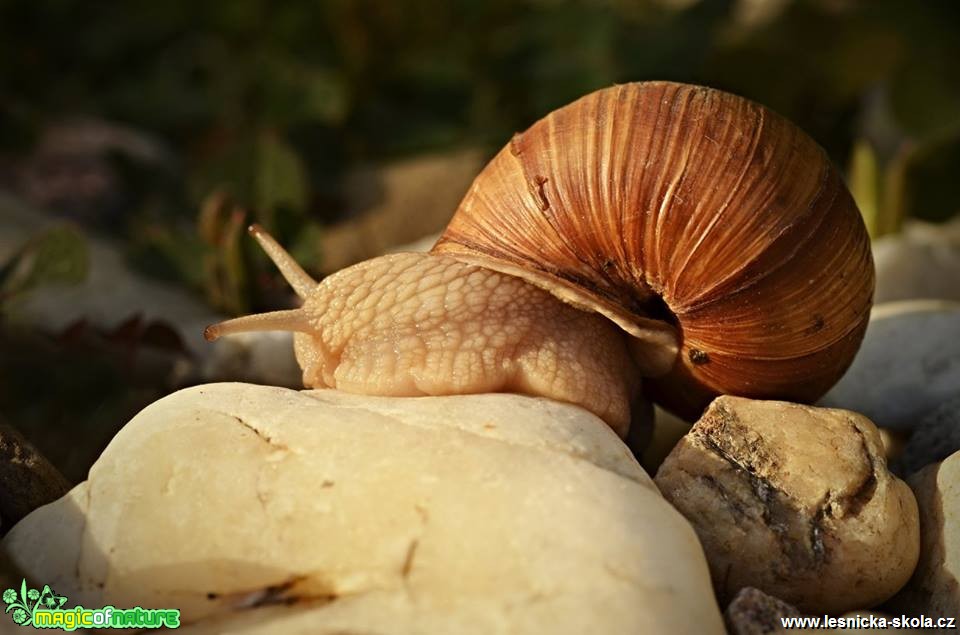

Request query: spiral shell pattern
[{"left": 434, "top": 82, "right": 873, "bottom": 418}]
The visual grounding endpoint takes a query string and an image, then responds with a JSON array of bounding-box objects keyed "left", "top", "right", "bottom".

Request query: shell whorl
[{"left": 433, "top": 81, "right": 874, "bottom": 419}]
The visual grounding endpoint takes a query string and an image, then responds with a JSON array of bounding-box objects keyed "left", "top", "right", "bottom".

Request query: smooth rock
[
  {"left": 3, "top": 384, "right": 723, "bottom": 634},
  {"left": 819, "top": 301, "right": 960, "bottom": 430},
  {"left": 887, "top": 452, "right": 960, "bottom": 619},
  {"left": 873, "top": 217, "right": 960, "bottom": 304},
  {"left": 897, "top": 394, "right": 960, "bottom": 476},
  {"left": 655, "top": 396, "right": 919, "bottom": 614}
]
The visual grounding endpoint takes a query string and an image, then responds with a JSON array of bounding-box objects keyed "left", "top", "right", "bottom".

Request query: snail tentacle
[
  {"left": 204, "top": 308, "right": 312, "bottom": 342},
  {"left": 248, "top": 224, "right": 317, "bottom": 299}
]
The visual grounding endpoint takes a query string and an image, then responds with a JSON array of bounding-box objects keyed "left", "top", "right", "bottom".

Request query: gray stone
[
  {"left": 873, "top": 218, "right": 960, "bottom": 304},
  {"left": 897, "top": 394, "right": 960, "bottom": 475},
  {"left": 819, "top": 301, "right": 960, "bottom": 430}
]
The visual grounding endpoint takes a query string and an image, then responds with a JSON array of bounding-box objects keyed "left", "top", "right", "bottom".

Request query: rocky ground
[{"left": 1, "top": 201, "right": 959, "bottom": 632}]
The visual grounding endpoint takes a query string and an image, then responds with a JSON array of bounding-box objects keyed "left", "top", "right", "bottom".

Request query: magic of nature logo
[{"left": 3, "top": 580, "right": 180, "bottom": 631}]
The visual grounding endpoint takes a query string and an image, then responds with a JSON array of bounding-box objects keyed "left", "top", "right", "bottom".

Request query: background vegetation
[{"left": 1, "top": 0, "right": 958, "bottom": 482}]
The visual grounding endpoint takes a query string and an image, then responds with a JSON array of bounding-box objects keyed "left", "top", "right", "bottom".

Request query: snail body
[
  {"left": 207, "top": 240, "right": 640, "bottom": 435},
  {"left": 205, "top": 81, "right": 874, "bottom": 430}
]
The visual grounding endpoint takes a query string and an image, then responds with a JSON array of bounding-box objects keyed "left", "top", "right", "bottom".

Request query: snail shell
[{"left": 434, "top": 81, "right": 874, "bottom": 419}]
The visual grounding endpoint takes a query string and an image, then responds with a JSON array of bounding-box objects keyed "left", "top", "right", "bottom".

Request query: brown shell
[{"left": 433, "top": 81, "right": 874, "bottom": 420}]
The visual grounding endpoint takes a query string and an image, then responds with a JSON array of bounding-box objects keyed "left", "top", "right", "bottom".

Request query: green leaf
[
  {"left": 197, "top": 190, "right": 235, "bottom": 246},
  {"left": 219, "top": 208, "right": 250, "bottom": 315},
  {"left": 0, "top": 226, "right": 89, "bottom": 300},
  {"left": 298, "top": 69, "right": 348, "bottom": 124},
  {"left": 190, "top": 130, "right": 309, "bottom": 232},
  {"left": 849, "top": 138, "right": 883, "bottom": 238},
  {"left": 255, "top": 131, "right": 308, "bottom": 225},
  {"left": 287, "top": 220, "right": 325, "bottom": 274},
  {"left": 126, "top": 225, "right": 207, "bottom": 288},
  {"left": 201, "top": 206, "right": 251, "bottom": 315}
]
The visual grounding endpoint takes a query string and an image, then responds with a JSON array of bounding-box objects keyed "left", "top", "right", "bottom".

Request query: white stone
[
  {"left": 888, "top": 451, "right": 960, "bottom": 619},
  {"left": 3, "top": 384, "right": 723, "bottom": 634}
]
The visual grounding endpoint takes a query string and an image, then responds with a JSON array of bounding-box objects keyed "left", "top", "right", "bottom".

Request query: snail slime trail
[{"left": 206, "top": 81, "right": 874, "bottom": 430}]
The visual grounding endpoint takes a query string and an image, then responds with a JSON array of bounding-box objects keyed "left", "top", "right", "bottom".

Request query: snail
[{"left": 204, "top": 81, "right": 874, "bottom": 435}]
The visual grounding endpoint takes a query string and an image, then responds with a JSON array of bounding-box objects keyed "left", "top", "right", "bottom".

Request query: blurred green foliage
[
  {"left": 0, "top": 226, "right": 88, "bottom": 303},
  {"left": 0, "top": 0, "right": 959, "bottom": 484},
  {"left": 3, "top": 0, "right": 959, "bottom": 263},
  {"left": 0, "top": 1, "right": 954, "bottom": 266}
]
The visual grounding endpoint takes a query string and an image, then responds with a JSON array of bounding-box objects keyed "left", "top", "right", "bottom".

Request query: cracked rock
[
  {"left": 655, "top": 396, "right": 919, "bottom": 614},
  {"left": 2, "top": 383, "right": 723, "bottom": 634}
]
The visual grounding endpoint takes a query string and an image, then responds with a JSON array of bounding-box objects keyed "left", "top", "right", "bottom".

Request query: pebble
[{"left": 655, "top": 396, "right": 919, "bottom": 614}]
